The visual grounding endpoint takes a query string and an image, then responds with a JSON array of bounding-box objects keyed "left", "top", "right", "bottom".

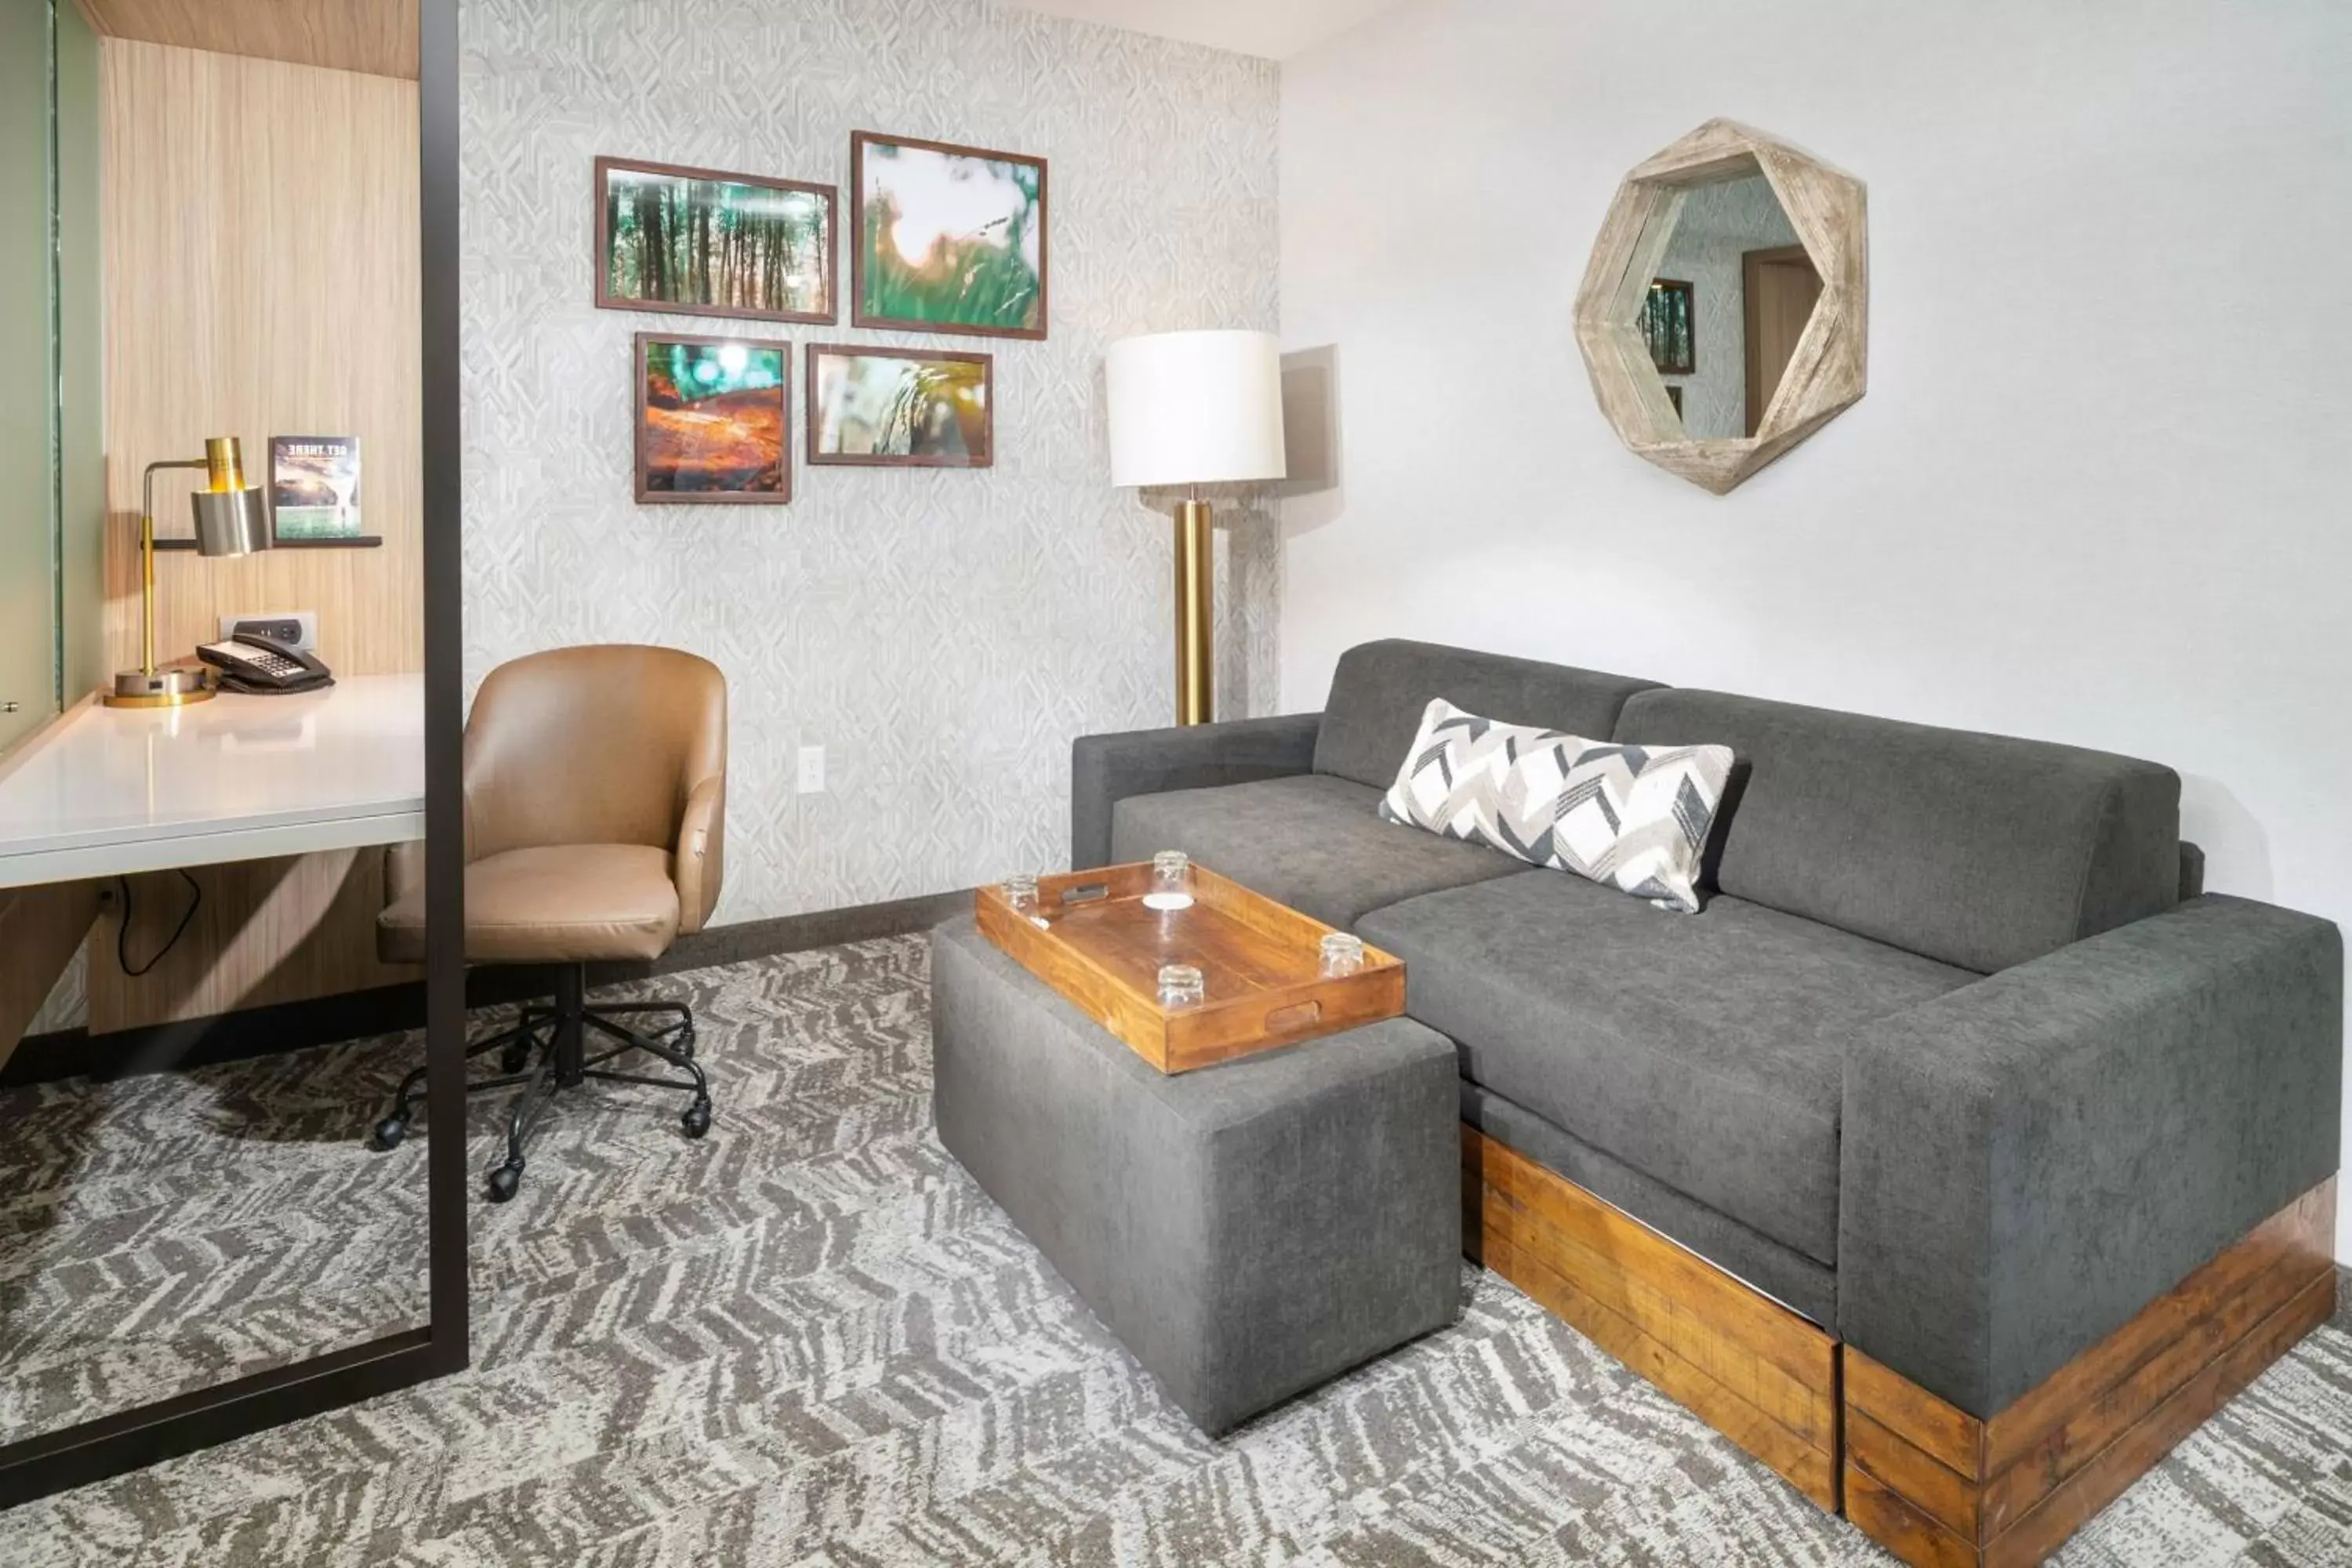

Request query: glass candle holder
[
  {"left": 1319, "top": 931, "right": 1366, "bottom": 977},
  {"left": 1003, "top": 873, "right": 1039, "bottom": 915},
  {"left": 1143, "top": 849, "right": 1196, "bottom": 911},
  {"left": 1157, "top": 963, "right": 1205, "bottom": 1008}
]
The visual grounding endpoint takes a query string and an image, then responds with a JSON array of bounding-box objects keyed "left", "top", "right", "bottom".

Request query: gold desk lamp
[
  {"left": 1105, "top": 331, "right": 1287, "bottom": 725},
  {"left": 106, "top": 435, "right": 271, "bottom": 707}
]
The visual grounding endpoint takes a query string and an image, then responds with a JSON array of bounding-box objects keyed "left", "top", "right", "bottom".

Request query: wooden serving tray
[{"left": 974, "top": 862, "right": 1405, "bottom": 1075}]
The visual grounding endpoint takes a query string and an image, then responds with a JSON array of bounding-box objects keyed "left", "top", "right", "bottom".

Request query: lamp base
[{"left": 104, "top": 666, "right": 215, "bottom": 708}]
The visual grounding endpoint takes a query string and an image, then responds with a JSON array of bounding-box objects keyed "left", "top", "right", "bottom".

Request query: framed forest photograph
[
  {"left": 851, "top": 132, "right": 1046, "bottom": 339},
  {"left": 597, "top": 156, "right": 835, "bottom": 324},
  {"left": 808, "top": 344, "right": 993, "bottom": 469},
  {"left": 635, "top": 333, "right": 791, "bottom": 503},
  {"left": 1642, "top": 277, "right": 1696, "bottom": 376}
]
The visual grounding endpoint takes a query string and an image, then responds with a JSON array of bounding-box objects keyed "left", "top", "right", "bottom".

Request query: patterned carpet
[{"left": 1, "top": 935, "right": 2348, "bottom": 1566}]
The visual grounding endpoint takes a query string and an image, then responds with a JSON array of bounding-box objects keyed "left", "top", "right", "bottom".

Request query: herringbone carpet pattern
[{"left": 2, "top": 937, "right": 2348, "bottom": 1564}]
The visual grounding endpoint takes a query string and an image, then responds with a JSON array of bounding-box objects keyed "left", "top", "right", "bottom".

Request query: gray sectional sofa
[{"left": 1070, "top": 638, "right": 2343, "bottom": 1437}]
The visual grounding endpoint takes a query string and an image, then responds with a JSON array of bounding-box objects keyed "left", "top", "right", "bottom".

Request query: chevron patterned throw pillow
[{"left": 1377, "top": 698, "right": 1733, "bottom": 913}]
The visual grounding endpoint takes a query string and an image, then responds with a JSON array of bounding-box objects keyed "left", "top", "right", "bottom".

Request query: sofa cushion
[
  {"left": 1613, "top": 688, "right": 2180, "bottom": 974},
  {"left": 1313, "top": 639, "right": 1661, "bottom": 790},
  {"left": 1358, "top": 869, "right": 1976, "bottom": 1265},
  {"left": 1109, "top": 772, "right": 1523, "bottom": 929},
  {"left": 379, "top": 844, "right": 680, "bottom": 965}
]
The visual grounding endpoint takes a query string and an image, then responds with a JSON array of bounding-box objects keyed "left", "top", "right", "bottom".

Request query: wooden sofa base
[
  {"left": 1462, "top": 1127, "right": 1843, "bottom": 1508},
  {"left": 1462, "top": 1127, "right": 2339, "bottom": 1566},
  {"left": 1842, "top": 1178, "right": 2336, "bottom": 1568}
]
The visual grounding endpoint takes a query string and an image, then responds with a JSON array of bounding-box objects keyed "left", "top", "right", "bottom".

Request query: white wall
[{"left": 1279, "top": 0, "right": 2352, "bottom": 1254}]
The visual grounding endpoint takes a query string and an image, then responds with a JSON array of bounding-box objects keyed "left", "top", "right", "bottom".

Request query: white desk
[{"left": 0, "top": 674, "right": 424, "bottom": 889}]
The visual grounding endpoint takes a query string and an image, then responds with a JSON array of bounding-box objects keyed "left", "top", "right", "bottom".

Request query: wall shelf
[{"left": 151, "top": 535, "right": 384, "bottom": 550}]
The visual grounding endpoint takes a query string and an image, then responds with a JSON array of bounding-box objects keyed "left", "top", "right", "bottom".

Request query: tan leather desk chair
[{"left": 373, "top": 644, "right": 726, "bottom": 1202}]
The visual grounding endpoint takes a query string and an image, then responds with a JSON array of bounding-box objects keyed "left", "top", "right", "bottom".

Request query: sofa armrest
[
  {"left": 1839, "top": 893, "right": 2342, "bottom": 1417},
  {"left": 1070, "top": 713, "right": 1323, "bottom": 871}
]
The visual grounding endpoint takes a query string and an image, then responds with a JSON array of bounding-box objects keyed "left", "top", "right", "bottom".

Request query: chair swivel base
[{"left": 370, "top": 964, "right": 713, "bottom": 1202}]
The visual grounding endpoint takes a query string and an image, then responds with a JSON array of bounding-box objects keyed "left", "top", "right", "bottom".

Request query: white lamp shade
[{"left": 1105, "top": 329, "right": 1287, "bottom": 488}]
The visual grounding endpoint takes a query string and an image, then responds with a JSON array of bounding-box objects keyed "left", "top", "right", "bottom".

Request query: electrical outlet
[
  {"left": 218, "top": 610, "right": 318, "bottom": 650},
  {"left": 797, "top": 745, "right": 826, "bottom": 794}
]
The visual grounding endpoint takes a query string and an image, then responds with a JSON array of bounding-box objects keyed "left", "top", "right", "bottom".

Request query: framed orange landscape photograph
[{"left": 633, "top": 332, "right": 790, "bottom": 503}]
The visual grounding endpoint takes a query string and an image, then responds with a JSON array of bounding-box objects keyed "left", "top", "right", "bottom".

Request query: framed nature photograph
[
  {"left": 851, "top": 132, "right": 1046, "bottom": 339},
  {"left": 1642, "top": 278, "right": 1695, "bottom": 375},
  {"left": 808, "top": 344, "right": 993, "bottom": 469},
  {"left": 634, "top": 332, "right": 791, "bottom": 503},
  {"left": 597, "top": 156, "right": 835, "bottom": 324}
]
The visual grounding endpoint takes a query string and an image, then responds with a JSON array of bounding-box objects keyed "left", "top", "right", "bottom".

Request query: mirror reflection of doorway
[{"left": 1743, "top": 244, "right": 1822, "bottom": 437}]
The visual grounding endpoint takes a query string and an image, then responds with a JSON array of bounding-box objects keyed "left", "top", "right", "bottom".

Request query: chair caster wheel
[
  {"left": 500, "top": 1039, "right": 532, "bottom": 1073},
  {"left": 372, "top": 1115, "right": 408, "bottom": 1151},
  {"left": 675, "top": 1024, "right": 696, "bottom": 1061},
  {"left": 486, "top": 1163, "right": 523, "bottom": 1203},
  {"left": 681, "top": 1100, "right": 712, "bottom": 1140}
]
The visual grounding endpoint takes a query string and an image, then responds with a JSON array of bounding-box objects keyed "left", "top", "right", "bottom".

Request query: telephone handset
[{"left": 196, "top": 632, "right": 336, "bottom": 695}]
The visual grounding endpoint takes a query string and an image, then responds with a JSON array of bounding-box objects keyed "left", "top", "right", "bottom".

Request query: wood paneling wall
[
  {"left": 84, "top": 37, "right": 422, "bottom": 1036},
  {"left": 100, "top": 38, "right": 421, "bottom": 679},
  {"left": 89, "top": 849, "right": 417, "bottom": 1032},
  {"left": 78, "top": 0, "right": 417, "bottom": 81},
  {"left": 1, "top": 882, "right": 100, "bottom": 1071}
]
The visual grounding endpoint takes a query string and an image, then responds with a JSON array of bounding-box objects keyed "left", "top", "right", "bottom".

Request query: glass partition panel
[
  {"left": 0, "top": 0, "right": 460, "bottom": 1504},
  {"left": 55, "top": 0, "right": 103, "bottom": 706},
  {"left": 0, "top": 0, "right": 56, "bottom": 752}
]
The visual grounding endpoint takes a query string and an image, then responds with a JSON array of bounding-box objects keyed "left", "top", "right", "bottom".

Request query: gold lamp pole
[
  {"left": 107, "top": 436, "right": 271, "bottom": 708},
  {"left": 1105, "top": 332, "right": 1287, "bottom": 725},
  {"left": 1173, "top": 493, "right": 1214, "bottom": 725}
]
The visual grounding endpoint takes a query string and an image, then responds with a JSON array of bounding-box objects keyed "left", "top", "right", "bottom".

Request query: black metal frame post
[
  {"left": 0, "top": 0, "right": 467, "bottom": 1508},
  {"left": 417, "top": 0, "right": 470, "bottom": 1389}
]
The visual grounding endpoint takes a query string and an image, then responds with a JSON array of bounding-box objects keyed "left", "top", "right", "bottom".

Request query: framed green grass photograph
[
  {"left": 635, "top": 332, "right": 791, "bottom": 503},
  {"left": 807, "top": 344, "right": 993, "bottom": 469},
  {"left": 851, "top": 132, "right": 1046, "bottom": 340},
  {"left": 597, "top": 156, "right": 835, "bottom": 324}
]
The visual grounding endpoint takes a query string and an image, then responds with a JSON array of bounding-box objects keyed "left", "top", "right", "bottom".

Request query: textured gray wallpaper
[
  {"left": 460, "top": 0, "right": 1281, "bottom": 923},
  {"left": 1654, "top": 173, "right": 1799, "bottom": 440}
]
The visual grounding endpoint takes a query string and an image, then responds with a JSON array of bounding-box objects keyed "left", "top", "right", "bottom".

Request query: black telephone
[{"left": 197, "top": 631, "right": 336, "bottom": 695}]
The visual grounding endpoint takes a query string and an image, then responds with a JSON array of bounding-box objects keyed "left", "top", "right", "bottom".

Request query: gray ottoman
[{"left": 931, "top": 915, "right": 1461, "bottom": 1435}]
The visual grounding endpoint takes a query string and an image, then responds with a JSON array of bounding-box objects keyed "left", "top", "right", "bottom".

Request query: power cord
[{"left": 116, "top": 869, "right": 202, "bottom": 978}]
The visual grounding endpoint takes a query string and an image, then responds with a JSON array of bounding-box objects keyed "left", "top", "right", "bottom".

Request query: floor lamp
[{"left": 1106, "top": 330, "right": 1287, "bottom": 726}]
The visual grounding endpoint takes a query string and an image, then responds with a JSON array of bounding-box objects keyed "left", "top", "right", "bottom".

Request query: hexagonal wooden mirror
[{"left": 1573, "top": 119, "right": 1867, "bottom": 494}]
